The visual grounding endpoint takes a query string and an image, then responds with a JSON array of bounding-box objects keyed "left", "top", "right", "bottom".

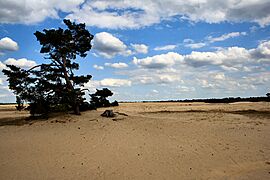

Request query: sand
[{"left": 0, "top": 102, "right": 269, "bottom": 179}]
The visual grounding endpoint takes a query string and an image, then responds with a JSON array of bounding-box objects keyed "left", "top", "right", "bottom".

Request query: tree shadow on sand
[{"left": 0, "top": 112, "right": 72, "bottom": 126}]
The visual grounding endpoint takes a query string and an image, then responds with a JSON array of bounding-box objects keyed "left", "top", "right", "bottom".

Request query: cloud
[
  {"left": 111, "top": 40, "right": 270, "bottom": 100},
  {"left": 199, "top": 79, "right": 217, "bottom": 89},
  {"left": 250, "top": 40, "right": 270, "bottom": 61},
  {"left": 0, "top": 0, "right": 84, "bottom": 24},
  {"left": 122, "top": 66, "right": 183, "bottom": 85},
  {"left": 93, "top": 64, "right": 104, "bottom": 70},
  {"left": 126, "top": 40, "right": 270, "bottom": 91},
  {"left": 1, "top": 1, "right": 270, "bottom": 28},
  {"left": 105, "top": 62, "right": 128, "bottom": 69},
  {"left": 185, "top": 43, "right": 206, "bottom": 49},
  {"left": 133, "top": 52, "right": 184, "bottom": 69},
  {"left": 66, "top": 0, "right": 270, "bottom": 29},
  {"left": 0, "top": 61, "right": 6, "bottom": 70},
  {"left": 207, "top": 32, "right": 247, "bottom": 43},
  {"left": 100, "top": 78, "right": 131, "bottom": 87},
  {"left": 0, "top": 78, "right": 3, "bottom": 85},
  {"left": 154, "top": 45, "right": 177, "bottom": 51},
  {"left": 133, "top": 74, "right": 181, "bottom": 85},
  {"left": 184, "top": 47, "right": 250, "bottom": 68},
  {"left": 212, "top": 72, "right": 226, "bottom": 81},
  {"left": 83, "top": 80, "right": 101, "bottom": 92},
  {"left": 66, "top": 1, "right": 160, "bottom": 29},
  {"left": 226, "top": 1, "right": 270, "bottom": 27},
  {"left": 130, "top": 40, "right": 270, "bottom": 74},
  {"left": 84, "top": 78, "right": 132, "bottom": 93},
  {"left": 185, "top": 51, "right": 223, "bottom": 67},
  {"left": 183, "top": 39, "right": 194, "bottom": 43},
  {"left": 131, "top": 44, "right": 148, "bottom": 54},
  {"left": 183, "top": 39, "right": 206, "bottom": 49},
  {"left": 0, "top": 83, "right": 13, "bottom": 102},
  {"left": 197, "top": 72, "right": 238, "bottom": 90},
  {"left": 93, "top": 32, "right": 132, "bottom": 58},
  {"left": 4, "top": 58, "right": 37, "bottom": 68},
  {"left": 177, "top": 86, "right": 195, "bottom": 92},
  {"left": 93, "top": 33, "right": 148, "bottom": 58},
  {"left": 242, "top": 72, "right": 270, "bottom": 86},
  {"left": 183, "top": 31, "right": 246, "bottom": 50},
  {"left": 196, "top": 71, "right": 268, "bottom": 92},
  {"left": 157, "top": 74, "right": 181, "bottom": 84},
  {"left": 183, "top": 40, "right": 270, "bottom": 71},
  {"left": 0, "top": 37, "right": 19, "bottom": 52}
]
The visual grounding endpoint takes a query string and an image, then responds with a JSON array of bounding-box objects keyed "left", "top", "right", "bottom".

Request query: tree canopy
[{"left": 3, "top": 19, "right": 94, "bottom": 115}]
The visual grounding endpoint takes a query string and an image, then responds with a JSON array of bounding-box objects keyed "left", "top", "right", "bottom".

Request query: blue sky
[{"left": 0, "top": 0, "right": 270, "bottom": 102}]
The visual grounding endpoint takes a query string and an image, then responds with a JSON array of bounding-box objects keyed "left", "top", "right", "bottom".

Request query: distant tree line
[{"left": 140, "top": 94, "right": 270, "bottom": 103}]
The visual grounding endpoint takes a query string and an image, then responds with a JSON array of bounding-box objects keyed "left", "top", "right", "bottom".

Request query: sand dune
[{"left": 0, "top": 102, "right": 270, "bottom": 179}]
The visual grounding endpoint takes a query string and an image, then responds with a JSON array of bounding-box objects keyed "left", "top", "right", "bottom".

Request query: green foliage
[
  {"left": 95, "top": 88, "right": 113, "bottom": 97},
  {"left": 2, "top": 19, "right": 94, "bottom": 115},
  {"left": 90, "top": 88, "right": 118, "bottom": 108},
  {"left": 34, "top": 19, "right": 93, "bottom": 59},
  {"left": 110, "top": 100, "right": 119, "bottom": 107}
]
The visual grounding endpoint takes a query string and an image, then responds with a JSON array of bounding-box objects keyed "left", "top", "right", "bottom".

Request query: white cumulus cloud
[
  {"left": 93, "top": 32, "right": 132, "bottom": 59},
  {"left": 184, "top": 47, "right": 250, "bottom": 68},
  {"left": 4, "top": 58, "right": 37, "bottom": 68},
  {"left": 207, "top": 32, "right": 247, "bottom": 43},
  {"left": 93, "top": 64, "right": 104, "bottom": 70},
  {"left": 0, "top": 37, "right": 19, "bottom": 52},
  {"left": 250, "top": 40, "right": 270, "bottom": 61},
  {"left": 1, "top": 1, "right": 270, "bottom": 28},
  {"left": 185, "top": 43, "right": 206, "bottom": 49},
  {"left": 133, "top": 52, "right": 184, "bottom": 69},
  {"left": 67, "top": 0, "right": 270, "bottom": 29},
  {"left": 131, "top": 44, "right": 148, "bottom": 54},
  {"left": 0, "top": 0, "right": 84, "bottom": 24},
  {"left": 184, "top": 40, "right": 270, "bottom": 71},
  {"left": 105, "top": 62, "right": 128, "bottom": 69},
  {"left": 100, "top": 78, "right": 132, "bottom": 87},
  {"left": 132, "top": 73, "right": 181, "bottom": 85},
  {"left": 183, "top": 31, "right": 247, "bottom": 50},
  {"left": 154, "top": 45, "right": 177, "bottom": 51}
]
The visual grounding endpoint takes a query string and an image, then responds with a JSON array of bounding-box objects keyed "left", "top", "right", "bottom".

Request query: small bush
[
  {"left": 111, "top": 100, "right": 119, "bottom": 106},
  {"left": 89, "top": 88, "right": 118, "bottom": 109}
]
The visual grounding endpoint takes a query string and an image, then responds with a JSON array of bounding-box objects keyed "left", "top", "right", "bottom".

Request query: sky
[{"left": 0, "top": 0, "right": 270, "bottom": 102}]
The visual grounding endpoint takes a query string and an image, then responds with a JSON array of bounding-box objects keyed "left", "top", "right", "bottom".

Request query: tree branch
[
  {"left": 80, "top": 88, "right": 89, "bottom": 92},
  {"left": 27, "top": 63, "right": 60, "bottom": 73},
  {"left": 26, "top": 64, "right": 43, "bottom": 72}
]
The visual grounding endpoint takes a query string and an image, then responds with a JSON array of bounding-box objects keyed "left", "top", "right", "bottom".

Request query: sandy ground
[{"left": 0, "top": 102, "right": 270, "bottom": 180}]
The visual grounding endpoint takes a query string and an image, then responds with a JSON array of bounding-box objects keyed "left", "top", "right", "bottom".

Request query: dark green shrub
[{"left": 111, "top": 100, "right": 119, "bottom": 106}]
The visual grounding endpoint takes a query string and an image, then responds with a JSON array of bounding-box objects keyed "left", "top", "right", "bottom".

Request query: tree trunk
[
  {"left": 62, "top": 56, "right": 81, "bottom": 115},
  {"left": 74, "top": 103, "right": 81, "bottom": 115}
]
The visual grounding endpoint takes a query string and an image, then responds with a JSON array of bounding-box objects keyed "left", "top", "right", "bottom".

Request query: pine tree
[{"left": 3, "top": 19, "right": 94, "bottom": 115}]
